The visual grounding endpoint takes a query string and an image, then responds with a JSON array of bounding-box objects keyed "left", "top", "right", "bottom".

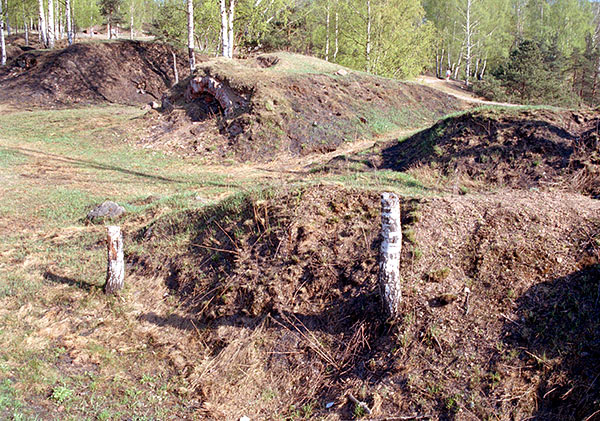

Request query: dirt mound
[
  {"left": 140, "top": 52, "right": 469, "bottom": 161},
  {"left": 3, "top": 33, "right": 47, "bottom": 62},
  {"left": 130, "top": 184, "right": 600, "bottom": 420},
  {"left": 384, "top": 107, "right": 600, "bottom": 196},
  {"left": 0, "top": 40, "right": 190, "bottom": 105}
]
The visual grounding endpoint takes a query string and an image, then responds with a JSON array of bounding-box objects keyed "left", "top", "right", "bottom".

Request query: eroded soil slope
[
  {"left": 141, "top": 53, "right": 470, "bottom": 161},
  {"left": 130, "top": 185, "right": 600, "bottom": 420},
  {"left": 0, "top": 40, "right": 189, "bottom": 105},
  {"left": 315, "top": 107, "right": 600, "bottom": 197}
]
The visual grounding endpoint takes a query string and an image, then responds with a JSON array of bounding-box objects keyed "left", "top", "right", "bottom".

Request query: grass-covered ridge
[{"left": 158, "top": 52, "right": 471, "bottom": 161}]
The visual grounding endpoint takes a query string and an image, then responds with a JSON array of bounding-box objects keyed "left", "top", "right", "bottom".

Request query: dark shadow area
[
  {"left": 186, "top": 94, "right": 223, "bottom": 122},
  {"left": 382, "top": 118, "right": 577, "bottom": 172},
  {"left": 501, "top": 264, "right": 600, "bottom": 420},
  {"left": 43, "top": 271, "right": 100, "bottom": 292}
]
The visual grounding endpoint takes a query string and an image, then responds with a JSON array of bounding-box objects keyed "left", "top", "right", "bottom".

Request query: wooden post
[
  {"left": 379, "top": 192, "right": 402, "bottom": 317},
  {"left": 105, "top": 226, "right": 124, "bottom": 294}
]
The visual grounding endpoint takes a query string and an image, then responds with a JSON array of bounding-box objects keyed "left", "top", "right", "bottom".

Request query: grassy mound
[
  {"left": 312, "top": 106, "right": 600, "bottom": 197},
  {"left": 0, "top": 40, "right": 190, "bottom": 105},
  {"left": 387, "top": 107, "right": 600, "bottom": 196},
  {"left": 130, "top": 184, "right": 600, "bottom": 420},
  {"left": 144, "top": 52, "right": 469, "bottom": 161}
]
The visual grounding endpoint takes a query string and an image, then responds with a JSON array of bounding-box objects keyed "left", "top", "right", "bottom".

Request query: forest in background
[{"left": 1, "top": 0, "right": 600, "bottom": 106}]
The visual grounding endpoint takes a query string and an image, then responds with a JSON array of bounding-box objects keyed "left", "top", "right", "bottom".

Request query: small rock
[
  {"left": 240, "top": 417, "right": 251, "bottom": 421},
  {"left": 336, "top": 68, "right": 349, "bottom": 76},
  {"left": 150, "top": 101, "right": 161, "bottom": 109},
  {"left": 86, "top": 201, "right": 125, "bottom": 222}
]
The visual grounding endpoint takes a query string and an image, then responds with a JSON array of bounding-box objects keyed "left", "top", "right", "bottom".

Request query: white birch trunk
[
  {"left": 130, "top": 14, "right": 133, "bottom": 39},
  {"left": 464, "top": 0, "right": 472, "bottom": 87},
  {"left": 187, "top": 0, "right": 196, "bottom": 70},
  {"left": 66, "top": 0, "right": 72, "bottom": 45},
  {"left": 325, "top": 1, "right": 330, "bottom": 61},
  {"left": 172, "top": 51, "right": 179, "bottom": 84},
  {"left": 24, "top": 22, "right": 29, "bottom": 46},
  {"left": 0, "top": 0, "right": 5, "bottom": 66},
  {"left": 227, "top": 0, "right": 234, "bottom": 58},
  {"left": 47, "top": 0, "right": 55, "bottom": 48},
  {"left": 220, "top": 0, "right": 228, "bottom": 57},
  {"left": 333, "top": 11, "right": 338, "bottom": 61},
  {"left": 366, "top": 0, "right": 371, "bottom": 72},
  {"left": 105, "top": 226, "right": 125, "bottom": 294},
  {"left": 454, "top": 53, "right": 462, "bottom": 79},
  {"left": 479, "top": 58, "right": 487, "bottom": 79},
  {"left": 379, "top": 192, "right": 402, "bottom": 318},
  {"left": 38, "top": 0, "right": 46, "bottom": 45}
]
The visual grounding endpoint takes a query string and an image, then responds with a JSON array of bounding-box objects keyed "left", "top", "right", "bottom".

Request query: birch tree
[
  {"left": 66, "top": 0, "right": 73, "bottom": 45},
  {"left": 0, "top": 0, "right": 6, "bottom": 66},
  {"left": 220, "top": 0, "right": 228, "bottom": 56},
  {"left": 187, "top": 0, "right": 195, "bottom": 70},
  {"left": 47, "top": 0, "right": 55, "bottom": 48},
  {"left": 38, "top": 0, "right": 47, "bottom": 45},
  {"left": 220, "top": 0, "right": 234, "bottom": 58}
]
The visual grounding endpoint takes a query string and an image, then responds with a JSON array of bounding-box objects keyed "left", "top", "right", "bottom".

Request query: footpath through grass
[{"left": 0, "top": 104, "right": 436, "bottom": 420}]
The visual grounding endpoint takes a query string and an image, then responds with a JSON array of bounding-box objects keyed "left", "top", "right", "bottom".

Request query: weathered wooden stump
[
  {"left": 105, "top": 225, "right": 124, "bottom": 294},
  {"left": 379, "top": 192, "right": 402, "bottom": 318}
]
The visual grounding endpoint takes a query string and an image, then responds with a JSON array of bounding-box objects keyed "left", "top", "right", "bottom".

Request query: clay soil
[
  {"left": 130, "top": 184, "right": 600, "bottom": 420},
  {"left": 0, "top": 40, "right": 190, "bottom": 105}
]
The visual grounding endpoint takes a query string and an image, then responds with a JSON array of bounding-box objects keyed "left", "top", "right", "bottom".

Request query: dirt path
[{"left": 416, "top": 75, "right": 519, "bottom": 107}]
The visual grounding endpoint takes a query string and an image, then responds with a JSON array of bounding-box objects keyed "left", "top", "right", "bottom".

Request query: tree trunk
[
  {"left": 220, "top": 0, "right": 228, "bottom": 57},
  {"left": 454, "top": 53, "right": 462, "bottom": 79},
  {"left": 105, "top": 226, "right": 125, "bottom": 295},
  {"left": 47, "top": 0, "right": 55, "bottom": 48},
  {"left": 66, "top": 0, "right": 72, "bottom": 45},
  {"left": 379, "top": 192, "right": 402, "bottom": 318},
  {"left": 464, "top": 0, "right": 472, "bottom": 87},
  {"left": 0, "top": 0, "right": 6, "bottom": 66},
  {"left": 479, "top": 58, "right": 486, "bottom": 79},
  {"left": 365, "top": 0, "right": 371, "bottom": 72},
  {"left": 187, "top": 0, "right": 196, "bottom": 70},
  {"left": 172, "top": 51, "right": 179, "bottom": 84},
  {"left": 227, "top": 0, "right": 234, "bottom": 58},
  {"left": 130, "top": 14, "right": 133, "bottom": 39},
  {"left": 333, "top": 11, "right": 338, "bottom": 61},
  {"left": 325, "top": 0, "right": 330, "bottom": 61},
  {"left": 38, "top": 0, "right": 46, "bottom": 45}
]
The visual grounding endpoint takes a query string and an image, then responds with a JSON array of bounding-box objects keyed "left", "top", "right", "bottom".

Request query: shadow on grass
[
  {"left": 6, "top": 145, "right": 233, "bottom": 187},
  {"left": 502, "top": 264, "right": 600, "bottom": 420},
  {"left": 43, "top": 270, "right": 100, "bottom": 292}
]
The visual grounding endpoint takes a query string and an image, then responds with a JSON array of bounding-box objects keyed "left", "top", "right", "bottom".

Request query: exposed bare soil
[
  {"left": 0, "top": 40, "right": 190, "bottom": 105},
  {"left": 314, "top": 107, "right": 600, "bottom": 197},
  {"left": 140, "top": 53, "right": 470, "bottom": 161},
  {"left": 129, "top": 184, "right": 600, "bottom": 420}
]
